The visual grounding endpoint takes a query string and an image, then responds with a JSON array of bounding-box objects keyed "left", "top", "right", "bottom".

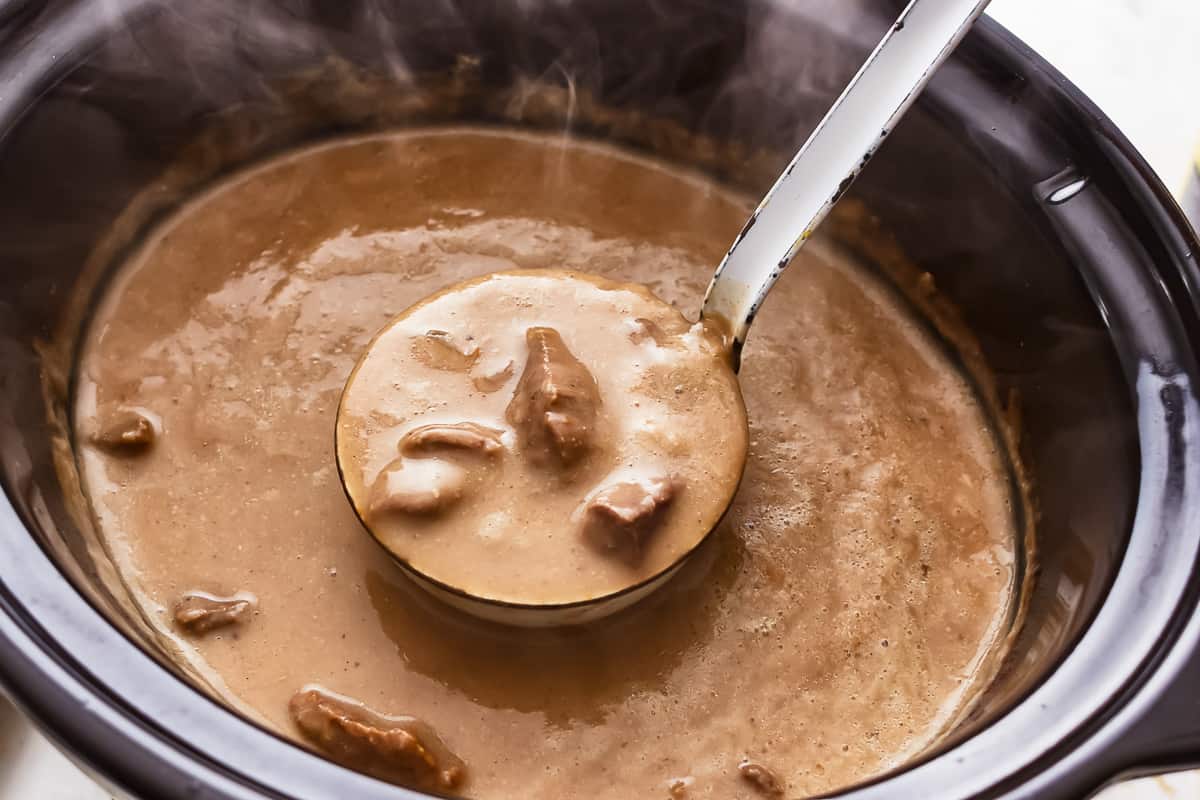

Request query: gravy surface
[{"left": 76, "top": 129, "right": 1017, "bottom": 799}]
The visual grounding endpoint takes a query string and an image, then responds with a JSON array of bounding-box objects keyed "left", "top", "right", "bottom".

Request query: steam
[{"left": 61, "top": 0, "right": 896, "bottom": 178}]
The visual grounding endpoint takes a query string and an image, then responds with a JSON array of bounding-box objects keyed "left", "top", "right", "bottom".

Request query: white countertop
[
  {"left": 2, "top": 2, "right": 1198, "bottom": 798},
  {"left": 992, "top": 0, "right": 1200, "bottom": 194}
]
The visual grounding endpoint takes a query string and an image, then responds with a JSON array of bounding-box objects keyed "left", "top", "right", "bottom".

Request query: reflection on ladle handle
[{"left": 701, "top": 0, "right": 992, "bottom": 370}]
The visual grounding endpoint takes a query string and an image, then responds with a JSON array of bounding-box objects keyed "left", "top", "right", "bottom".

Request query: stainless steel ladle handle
[{"left": 701, "top": 0, "right": 992, "bottom": 368}]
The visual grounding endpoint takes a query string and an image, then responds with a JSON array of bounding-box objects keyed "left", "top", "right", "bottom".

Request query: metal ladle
[{"left": 703, "top": 0, "right": 991, "bottom": 367}]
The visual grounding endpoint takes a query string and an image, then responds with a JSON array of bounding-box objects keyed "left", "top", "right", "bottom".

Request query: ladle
[
  {"left": 337, "top": 0, "right": 992, "bottom": 626},
  {"left": 703, "top": 0, "right": 992, "bottom": 368}
]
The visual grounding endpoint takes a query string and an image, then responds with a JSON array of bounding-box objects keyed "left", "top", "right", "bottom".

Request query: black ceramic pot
[{"left": 0, "top": 1, "right": 1197, "bottom": 798}]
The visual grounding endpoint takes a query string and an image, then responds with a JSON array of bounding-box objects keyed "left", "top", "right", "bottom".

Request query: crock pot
[{"left": 0, "top": 1, "right": 1197, "bottom": 798}]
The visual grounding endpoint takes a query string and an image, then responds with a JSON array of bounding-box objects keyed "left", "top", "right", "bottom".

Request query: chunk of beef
[
  {"left": 289, "top": 687, "right": 466, "bottom": 793},
  {"left": 629, "top": 314, "right": 690, "bottom": 346},
  {"left": 471, "top": 360, "right": 514, "bottom": 393},
  {"left": 738, "top": 760, "right": 784, "bottom": 797},
  {"left": 369, "top": 458, "right": 466, "bottom": 516},
  {"left": 629, "top": 317, "right": 668, "bottom": 346},
  {"left": 580, "top": 475, "right": 678, "bottom": 561},
  {"left": 412, "top": 329, "right": 479, "bottom": 371},
  {"left": 174, "top": 592, "right": 256, "bottom": 635},
  {"left": 505, "top": 327, "right": 600, "bottom": 468},
  {"left": 668, "top": 777, "right": 693, "bottom": 798},
  {"left": 92, "top": 409, "right": 157, "bottom": 454},
  {"left": 399, "top": 422, "right": 504, "bottom": 458}
]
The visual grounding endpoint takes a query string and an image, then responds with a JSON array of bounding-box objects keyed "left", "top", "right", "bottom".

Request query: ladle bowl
[{"left": 334, "top": 269, "right": 746, "bottom": 627}]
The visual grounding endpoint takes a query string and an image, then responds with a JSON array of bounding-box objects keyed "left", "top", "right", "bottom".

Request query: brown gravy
[{"left": 75, "top": 129, "right": 1018, "bottom": 799}]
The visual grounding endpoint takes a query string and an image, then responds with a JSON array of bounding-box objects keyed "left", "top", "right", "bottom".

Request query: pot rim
[{"left": 0, "top": 4, "right": 1197, "bottom": 800}]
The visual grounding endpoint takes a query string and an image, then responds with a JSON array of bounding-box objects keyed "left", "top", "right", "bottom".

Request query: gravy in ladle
[{"left": 337, "top": 269, "right": 747, "bottom": 608}]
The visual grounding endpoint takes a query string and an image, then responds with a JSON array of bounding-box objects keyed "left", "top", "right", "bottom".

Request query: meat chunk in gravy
[
  {"left": 506, "top": 327, "right": 600, "bottom": 468},
  {"left": 471, "top": 359, "right": 514, "bottom": 393},
  {"left": 412, "top": 329, "right": 479, "bottom": 371},
  {"left": 399, "top": 422, "right": 504, "bottom": 458},
  {"left": 289, "top": 687, "right": 466, "bottom": 793},
  {"left": 668, "top": 777, "right": 693, "bottom": 798},
  {"left": 173, "top": 591, "right": 256, "bottom": 635},
  {"left": 369, "top": 458, "right": 467, "bottom": 516},
  {"left": 738, "top": 760, "right": 784, "bottom": 798},
  {"left": 580, "top": 475, "right": 678, "bottom": 561},
  {"left": 92, "top": 408, "right": 157, "bottom": 454},
  {"left": 628, "top": 317, "right": 668, "bottom": 346}
]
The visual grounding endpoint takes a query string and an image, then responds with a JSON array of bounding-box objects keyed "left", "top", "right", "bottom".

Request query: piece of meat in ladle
[
  {"left": 411, "top": 329, "right": 479, "bottom": 371},
  {"left": 506, "top": 327, "right": 600, "bottom": 468},
  {"left": 580, "top": 475, "right": 679, "bottom": 562},
  {"left": 399, "top": 422, "right": 504, "bottom": 458},
  {"left": 369, "top": 458, "right": 468, "bottom": 516}
]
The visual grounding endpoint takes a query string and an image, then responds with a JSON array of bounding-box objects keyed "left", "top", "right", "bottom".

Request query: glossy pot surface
[{"left": 0, "top": 1, "right": 1197, "bottom": 799}]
